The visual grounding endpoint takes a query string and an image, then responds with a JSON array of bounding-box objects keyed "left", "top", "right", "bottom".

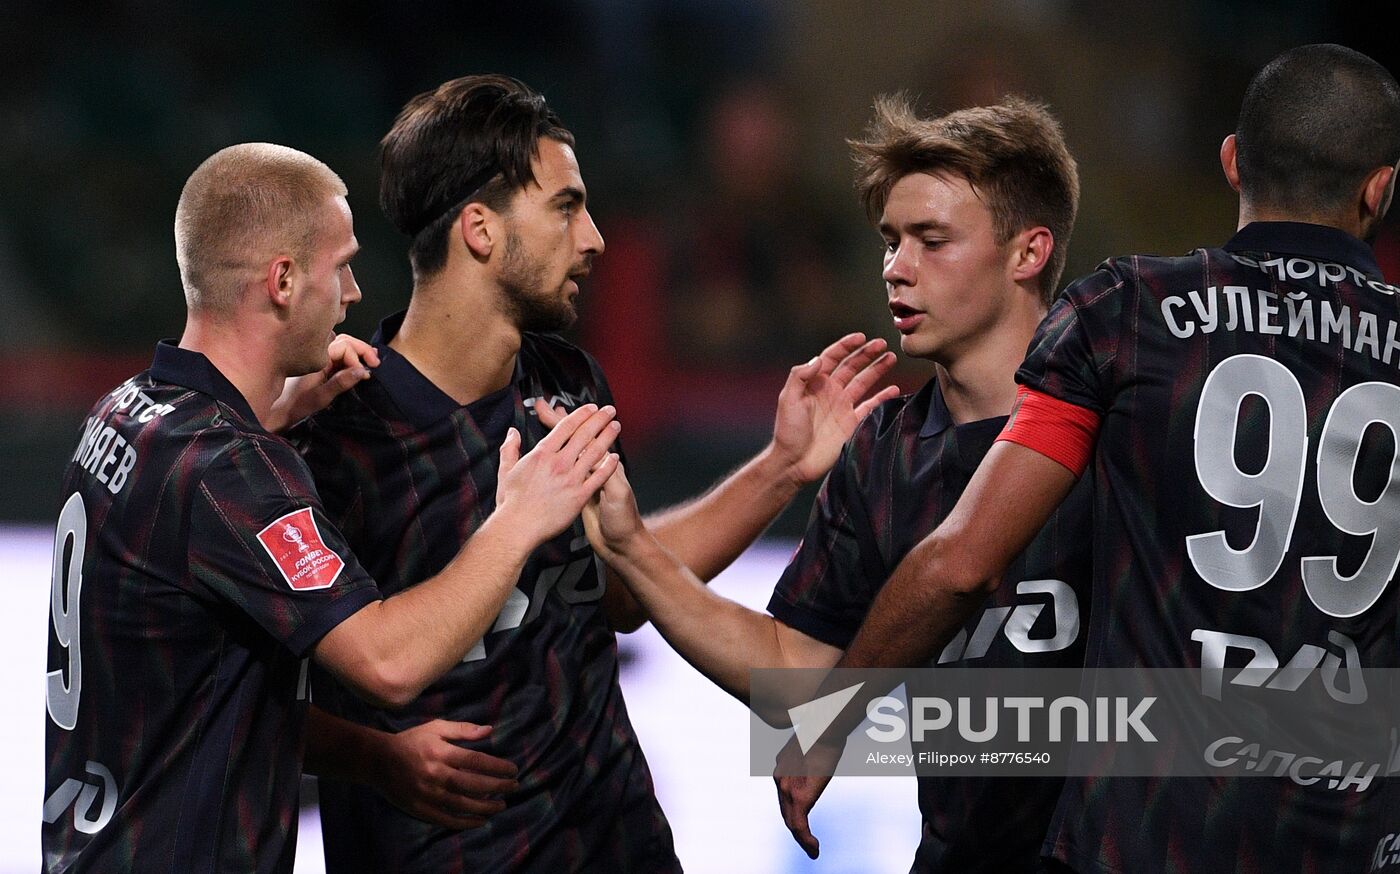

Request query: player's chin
[
  {"left": 897, "top": 332, "right": 938, "bottom": 359},
  {"left": 554, "top": 294, "right": 580, "bottom": 326},
  {"left": 291, "top": 355, "right": 328, "bottom": 378},
  {"left": 291, "top": 343, "right": 332, "bottom": 377},
  {"left": 559, "top": 282, "right": 582, "bottom": 312}
]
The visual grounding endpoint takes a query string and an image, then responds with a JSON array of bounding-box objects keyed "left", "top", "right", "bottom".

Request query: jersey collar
[
  {"left": 150, "top": 340, "right": 261, "bottom": 426},
  {"left": 917, "top": 378, "right": 953, "bottom": 438},
  {"left": 1224, "top": 221, "right": 1382, "bottom": 279},
  {"left": 917, "top": 377, "right": 1012, "bottom": 439},
  {"left": 369, "top": 309, "right": 526, "bottom": 429}
]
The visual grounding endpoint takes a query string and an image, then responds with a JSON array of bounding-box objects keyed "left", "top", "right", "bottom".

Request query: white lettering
[
  {"left": 1256, "top": 289, "right": 1283, "bottom": 335},
  {"left": 1358, "top": 312, "right": 1382, "bottom": 359},
  {"left": 910, "top": 697, "right": 950, "bottom": 741},
  {"left": 94, "top": 433, "right": 127, "bottom": 484},
  {"left": 1162, "top": 296, "right": 1194, "bottom": 338},
  {"left": 864, "top": 696, "right": 906, "bottom": 743},
  {"left": 1320, "top": 301, "right": 1352, "bottom": 347}
]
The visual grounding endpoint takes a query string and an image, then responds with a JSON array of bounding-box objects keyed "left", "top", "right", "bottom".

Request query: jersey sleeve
[
  {"left": 1015, "top": 263, "right": 1126, "bottom": 415},
  {"left": 767, "top": 420, "right": 888, "bottom": 649},
  {"left": 997, "top": 386, "right": 1102, "bottom": 477},
  {"left": 188, "top": 436, "right": 382, "bottom": 657}
]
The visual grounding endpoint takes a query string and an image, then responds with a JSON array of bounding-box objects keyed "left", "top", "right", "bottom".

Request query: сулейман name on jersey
[{"left": 1161, "top": 255, "right": 1400, "bottom": 365}]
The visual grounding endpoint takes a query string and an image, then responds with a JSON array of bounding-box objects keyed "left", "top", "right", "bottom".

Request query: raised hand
[
  {"left": 268, "top": 333, "right": 380, "bottom": 431},
  {"left": 494, "top": 403, "right": 621, "bottom": 547},
  {"left": 373, "top": 719, "right": 519, "bottom": 831},
  {"left": 770, "top": 333, "right": 900, "bottom": 485}
]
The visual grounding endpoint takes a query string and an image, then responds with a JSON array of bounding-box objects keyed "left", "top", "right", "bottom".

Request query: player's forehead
[
  {"left": 524, "top": 137, "right": 586, "bottom": 200},
  {"left": 318, "top": 194, "right": 358, "bottom": 259},
  {"left": 878, "top": 170, "right": 990, "bottom": 234}
]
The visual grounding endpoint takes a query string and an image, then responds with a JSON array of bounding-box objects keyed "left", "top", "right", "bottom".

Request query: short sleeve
[
  {"left": 188, "top": 437, "right": 381, "bottom": 657},
  {"left": 1015, "top": 263, "right": 1126, "bottom": 415},
  {"left": 767, "top": 423, "right": 888, "bottom": 649}
]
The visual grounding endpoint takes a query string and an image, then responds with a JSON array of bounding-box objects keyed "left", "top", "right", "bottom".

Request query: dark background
[{"left": 3, "top": 0, "right": 1395, "bottom": 533}]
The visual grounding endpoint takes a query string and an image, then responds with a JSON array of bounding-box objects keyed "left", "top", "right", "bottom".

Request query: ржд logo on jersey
[
  {"left": 43, "top": 760, "right": 117, "bottom": 835},
  {"left": 256, "top": 507, "right": 344, "bottom": 590}
]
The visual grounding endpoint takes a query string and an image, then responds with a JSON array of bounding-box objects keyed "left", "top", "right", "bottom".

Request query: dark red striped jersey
[
  {"left": 42, "top": 342, "right": 381, "bottom": 873},
  {"left": 768, "top": 378, "right": 1093, "bottom": 872},
  {"left": 1009, "top": 222, "right": 1400, "bottom": 873},
  {"left": 294, "top": 312, "right": 677, "bottom": 873}
]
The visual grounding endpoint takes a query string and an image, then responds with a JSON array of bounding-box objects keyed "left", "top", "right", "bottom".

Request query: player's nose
[
  {"left": 343, "top": 266, "right": 362, "bottom": 306},
  {"left": 578, "top": 208, "right": 604, "bottom": 257},
  {"left": 883, "top": 240, "right": 916, "bottom": 287}
]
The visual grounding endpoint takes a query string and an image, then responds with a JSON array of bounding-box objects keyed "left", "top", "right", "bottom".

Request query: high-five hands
[
  {"left": 494, "top": 403, "right": 621, "bottom": 547},
  {"left": 534, "top": 402, "right": 643, "bottom": 563}
]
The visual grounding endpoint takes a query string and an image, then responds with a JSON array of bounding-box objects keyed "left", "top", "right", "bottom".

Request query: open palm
[{"left": 771, "top": 333, "right": 901, "bottom": 484}]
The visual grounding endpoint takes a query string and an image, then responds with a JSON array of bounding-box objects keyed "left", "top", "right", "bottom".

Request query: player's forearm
[
  {"left": 841, "top": 531, "right": 993, "bottom": 671},
  {"left": 793, "top": 531, "right": 997, "bottom": 745},
  {"left": 842, "top": 442, "right": 1080, "bottom": 672},
  {"left": 646, "top": 445, "right": 802, "bottom": 582},
  {"left": 609, "top": 531, "right": 790, "bottom": 701},
  {"left": 318, "top": 513, "right": 535, "bottom": 708},
  {"left": 819, "top": 445, "right": 1077, "bottom": 742}
]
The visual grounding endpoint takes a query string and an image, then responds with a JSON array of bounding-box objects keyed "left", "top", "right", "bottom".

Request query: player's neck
[
  {"left": 935, "top": 306, "right": 1045, "bottom": 426},
  {"left": 393, "top": 276, "right": 521, "bottom": 406},
  {"left": 178, "top": 318, "right": 285, "bottom": 427},
  {"left": 935, "top": 359, "right": 1019, "bottom": 426},
  {"left": 1237, "top": 203, "right": 1364, "bottom": 239}
]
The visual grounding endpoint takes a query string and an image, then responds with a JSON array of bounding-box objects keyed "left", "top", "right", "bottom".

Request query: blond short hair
[
  {"left": 174, "top": 143, "right": 346, "bottom": 312},
  {"left": 850, "top": 95, "right": 1080, "bottom": 303}
]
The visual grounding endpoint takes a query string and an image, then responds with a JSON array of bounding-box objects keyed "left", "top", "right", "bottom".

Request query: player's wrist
[
  {"left": 479, "top": 507, "right": 550, "bottom": 556},
  {"left": 616, "top": 529, "right": 676, "bottom": 579},
  {"left": 755, "top": 442, "right": 810, "bottom": 493},
  {"left": 606, "top": 523, "right": 653, "bottom": 560}
]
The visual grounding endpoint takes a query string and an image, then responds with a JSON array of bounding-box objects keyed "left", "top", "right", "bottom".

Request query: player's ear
[
  {"left": 1362, "top": 161, "right": 1398, "bottom": 225},
  {"left": 264, "top": 256, "right": 296, "bottom": 311},
  {"left": 1220, "top": 135, "right": 1242, "bottom": 193},
  {"left": 1010, "top": 227, "right": 1054, "bottom": 285},
  {"left": 457, "top": 204, "right": 497, "bottom": 259}
]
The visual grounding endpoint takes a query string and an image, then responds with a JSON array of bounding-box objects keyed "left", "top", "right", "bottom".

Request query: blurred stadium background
[{"left": 3, "top": 2, "right": 1396, "bottom": 871}]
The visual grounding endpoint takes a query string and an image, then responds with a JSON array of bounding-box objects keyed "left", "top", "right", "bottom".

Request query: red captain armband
[{"left": 995, "top": 386, "right": 1101, "bottom": 477}]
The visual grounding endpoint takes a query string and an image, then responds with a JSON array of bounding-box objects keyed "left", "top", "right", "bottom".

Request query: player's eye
[{"left": 923, "top": 239, "right": 947, "bottom": 250}]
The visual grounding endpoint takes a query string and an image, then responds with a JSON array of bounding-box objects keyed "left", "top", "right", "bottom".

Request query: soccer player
[
  {"left": 293, "top": 74, "right": 897, "bottom": 872},
  {"left": 777, "top": 44, "right": 1400, "bottom": 872},
  {"left": 582, "top": 96, "right": 1090, "bottom": 872},
  {"left": 42, "top": 142, "right": 622, "bottom": 872}
]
